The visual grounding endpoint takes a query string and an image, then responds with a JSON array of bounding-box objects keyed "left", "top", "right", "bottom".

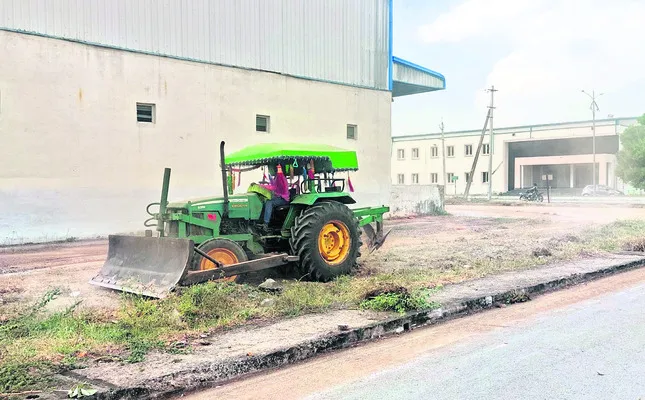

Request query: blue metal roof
[{"left": 391, "top": 56, "right": 446, "bottom": 97}]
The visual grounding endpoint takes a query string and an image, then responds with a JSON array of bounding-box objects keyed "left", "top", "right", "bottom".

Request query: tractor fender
[{"left": 290, "top": 192, "right": 356, "bottom": 206}]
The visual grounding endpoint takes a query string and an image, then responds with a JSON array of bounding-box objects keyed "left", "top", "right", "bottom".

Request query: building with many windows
[
  {"left": 0, "top": 0, "right": 445, "bottom": 241},
  {"left": 392, "top": 117, "right": 638, "bottom": 195}
]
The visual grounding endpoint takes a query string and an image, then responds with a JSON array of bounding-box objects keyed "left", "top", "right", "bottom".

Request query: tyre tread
[{"left": 289, "top": 201, "right": 362, "bottom": 281}]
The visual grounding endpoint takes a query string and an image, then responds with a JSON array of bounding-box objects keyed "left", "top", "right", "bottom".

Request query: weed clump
[
  {"left": 360, "top": 286, "right": 440, "bottom": 314},
  {"left": 176, "top": 282, "right": 262, "bottom": 324}
]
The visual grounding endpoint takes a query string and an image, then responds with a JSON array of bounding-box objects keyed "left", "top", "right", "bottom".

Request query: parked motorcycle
[{"left": 519, "top": 191, "right": 544, "bottom": 202}]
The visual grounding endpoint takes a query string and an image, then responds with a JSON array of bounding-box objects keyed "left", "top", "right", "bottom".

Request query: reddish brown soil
[{"left": 2, "top": 204, "right": 644, "bottom": 314}]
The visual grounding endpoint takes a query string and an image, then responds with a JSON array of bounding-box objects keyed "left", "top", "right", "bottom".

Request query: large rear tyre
[
  {"left": 290, "top": 201, "right": 362, "bottom": 282},
  {"left": 191, "top": 238, "right": 247, "bottom": 283}
]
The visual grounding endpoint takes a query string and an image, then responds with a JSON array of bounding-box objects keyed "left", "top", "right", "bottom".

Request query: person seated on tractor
[{"left": 258, "top": 165, "right": 290, "bottom": 230}]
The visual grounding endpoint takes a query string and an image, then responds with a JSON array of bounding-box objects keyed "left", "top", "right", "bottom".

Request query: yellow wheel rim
[
  {"left": 318, "top": 220, "right": 351, "bottom": 266},
  {"left": 199, "top": 248, "right": 239, "bottom": 282}
]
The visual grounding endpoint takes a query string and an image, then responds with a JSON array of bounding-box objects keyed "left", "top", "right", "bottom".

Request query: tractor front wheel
[
  {"left": 191, "top": 238, "right": 247, "bottom": 283},
  {"left": 290, "top": 201, "right": 362, "bottom": 282}
]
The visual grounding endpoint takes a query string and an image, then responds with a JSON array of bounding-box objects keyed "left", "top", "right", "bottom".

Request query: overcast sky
[{"left": 391, "top": 0, "right": 645, "bottom": 136}]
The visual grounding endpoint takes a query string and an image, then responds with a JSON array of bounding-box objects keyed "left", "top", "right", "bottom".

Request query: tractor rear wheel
[
  {"left": 191, "top": 238, "right": 247, "bottom": 283},
  {"left": 290, "top": 201, "right": 361, "bottom": 282}
]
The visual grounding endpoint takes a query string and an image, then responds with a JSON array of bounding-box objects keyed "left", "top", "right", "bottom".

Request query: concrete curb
[{"left": 83, "top": 257, "right": 645, "bottom": 399}]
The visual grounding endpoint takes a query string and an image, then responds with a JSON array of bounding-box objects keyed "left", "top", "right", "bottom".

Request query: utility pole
[
  {"left": 440, "top": 119, "right": 446, "bottom": 186},
  {"left": 487, "top": 86, "right": 497, "bottom": 200},
  {"left": 582, "top": 90, "right": 602, "bottom": 191},
  {"left": 463, "top": 109, "right": 491, "bottom": 199}
]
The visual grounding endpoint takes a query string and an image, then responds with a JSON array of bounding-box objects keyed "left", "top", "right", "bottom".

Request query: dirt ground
[
  {"left": 365, "top": 204, "right": 645, "bottom": 275},
  {"left": 448, "top": 203, "right": 645, "bottom": 224},
  {"left": 2, "top": 204, "right": 645, "bottom": 314},
  {"left": 0, "top": 240, "right": 118, "bottom": 313}
]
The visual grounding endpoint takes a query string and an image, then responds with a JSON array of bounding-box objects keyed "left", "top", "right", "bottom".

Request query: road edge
[{"left": 81, "top": 256, "right": 645, "bottom": 400}]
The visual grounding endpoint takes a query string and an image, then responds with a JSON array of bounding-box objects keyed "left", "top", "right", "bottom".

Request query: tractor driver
[{"left": 258, "top": 164, "right": 290, "bottom": 229}]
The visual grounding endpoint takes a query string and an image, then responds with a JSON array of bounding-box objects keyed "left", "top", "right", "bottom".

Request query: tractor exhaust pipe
[
  {"left": 220, "top": 141, "right": 229, "bottom": 216},
  {"left": 157, "top": 167, "right": 171, "bottom": 237}
]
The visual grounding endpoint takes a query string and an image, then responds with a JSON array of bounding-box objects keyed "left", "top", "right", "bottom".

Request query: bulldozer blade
[
  {"left": 362, "top": 224, "right": 392, "bottom": 254},
  {"left": 89, "top": 235, "right": 193, "bottom": 299}
]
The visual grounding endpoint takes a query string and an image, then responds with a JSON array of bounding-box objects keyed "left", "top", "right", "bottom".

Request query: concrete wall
[
  {"left": 0, "top": 31, "right": 392, "bottom": 243},
  {"left": 388, "top": 185, "right": 445, "bottom": 218},
  {"left": 0, "top": 0, "right": 390, "bottom": 90}
]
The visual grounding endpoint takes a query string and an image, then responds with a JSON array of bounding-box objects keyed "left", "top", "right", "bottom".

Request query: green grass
[
  {"left": 373, "top": 219, "right": 645, "bottom": 287},
  {"left": 554, "top": 219, "right": 645, "bottom": 258},
  {"left": 0, "top": 359, "right": 61, "bottom": 394},
  {"left": 0, "top": 277, "right": 442, "bottom": 393},
  {"left": 360, "top": 287, "right": 441, "bottom": 314},
  {"left": 3, "top": 219, "right": 645, "bottom": 394}
]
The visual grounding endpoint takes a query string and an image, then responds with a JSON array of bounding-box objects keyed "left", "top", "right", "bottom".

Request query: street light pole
[
  {"left": 582, "top": 90, "right": 602, "bottom": 190},
  {"left": 592, "top": 95, "right": 596, "bottom": 189}
]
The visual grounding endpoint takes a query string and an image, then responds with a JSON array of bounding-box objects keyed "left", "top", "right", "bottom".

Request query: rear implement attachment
[{"left": 353, "top": 206, "right": 391, "bottom": 253}]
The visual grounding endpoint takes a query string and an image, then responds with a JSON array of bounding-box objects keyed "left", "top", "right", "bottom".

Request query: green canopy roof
[{"left": 225, "top": 143, "right": 359, "bottom": 172}]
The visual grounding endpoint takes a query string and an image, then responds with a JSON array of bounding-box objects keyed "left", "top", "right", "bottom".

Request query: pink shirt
[{"left": 260, "top": 183, "right": 289, "bottom": 202}]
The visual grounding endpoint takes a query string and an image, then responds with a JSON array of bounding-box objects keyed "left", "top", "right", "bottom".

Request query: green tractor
[{"left": 90, "top": 142, "right": 390, "bottom": 298}]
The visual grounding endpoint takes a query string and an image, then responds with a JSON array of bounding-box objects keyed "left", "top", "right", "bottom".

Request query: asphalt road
[
  {"left": 309, "top": 283, "right": 645, "bottom": 400},
  {"left": 183, "top": 268, "right": 645, "bottom": 400}
]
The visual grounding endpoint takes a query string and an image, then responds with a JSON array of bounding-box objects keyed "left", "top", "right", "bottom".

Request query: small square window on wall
[
  {"left": 465, "top": 144, "right": 473, "bottom": 156},
  {"left": 431, "top": 145, "right": 438, "bottom": 158},
  {"left": 136, "top": 103, "right": 155, "bottom": 123},
  {"left": 447, "top": 172, "right": 455, "bottom": 182},
  {"left": 412, "top": 173, "right": 419, "bottom": 184},
  {"left": 465, "top": 172, "right": 471, "bottom": 182},
  {"left": 256, "top": 115, "right": 270, "bottom": 132},
  {"left": 447, "top": 146, "right": 455, "bottom": 157},
  {"left": 397, "top": 149, "right": 405, "bottom": 160},
  {"left": 482, "top": 171, "right": 490, "bottom": 183},
  {"left": 431, "top": 173, "right": 438, "bottom": 183},
  {"left": 412, "top": 148, "right": 419, "bottom": 159},
  {"left": 482, "top": 144, "right": 490, "bottom": 155},
  {"left": 347, "top": 124, "right": 357, "bottom": 140},
  {"left": 397, "top": 174, "right": 405, "bottom": 184}
]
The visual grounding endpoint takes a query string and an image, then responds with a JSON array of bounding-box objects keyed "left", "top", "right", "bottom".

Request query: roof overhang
[
  {"left": 225, "top": 143, "right": 358, "bottom": 172},
  {"left": 392, "top": 56, "right": 445, "bottom": 97}
]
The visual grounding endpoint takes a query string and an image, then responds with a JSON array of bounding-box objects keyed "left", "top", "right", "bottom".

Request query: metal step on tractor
[{"left": 90, "top": 141, "right": 391, "bottom": 298}]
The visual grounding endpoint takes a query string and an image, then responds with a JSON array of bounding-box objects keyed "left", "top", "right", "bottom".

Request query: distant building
[
  {"left": 392, "top": 117, "right": 638, "bottom": 195},
  {"left": 0, "top": 0, "right": 445, "bottom": 241}
]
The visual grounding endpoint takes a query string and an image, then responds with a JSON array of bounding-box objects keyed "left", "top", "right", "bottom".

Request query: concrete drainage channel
[{"left": 44, "top": 255, "right": 645, "bottom": 400}]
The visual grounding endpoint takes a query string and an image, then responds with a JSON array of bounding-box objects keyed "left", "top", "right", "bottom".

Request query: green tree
[{"left": 616, "top": 114, "right": 645, "bottom": 190}]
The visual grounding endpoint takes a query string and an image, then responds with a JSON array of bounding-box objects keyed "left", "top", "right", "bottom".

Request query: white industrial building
[
  {"left": 392, "top": 117, "right": 638, "bottom": 196},
  {"left": 0, "top": 0, "right": 445, "bottom": 242}
]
